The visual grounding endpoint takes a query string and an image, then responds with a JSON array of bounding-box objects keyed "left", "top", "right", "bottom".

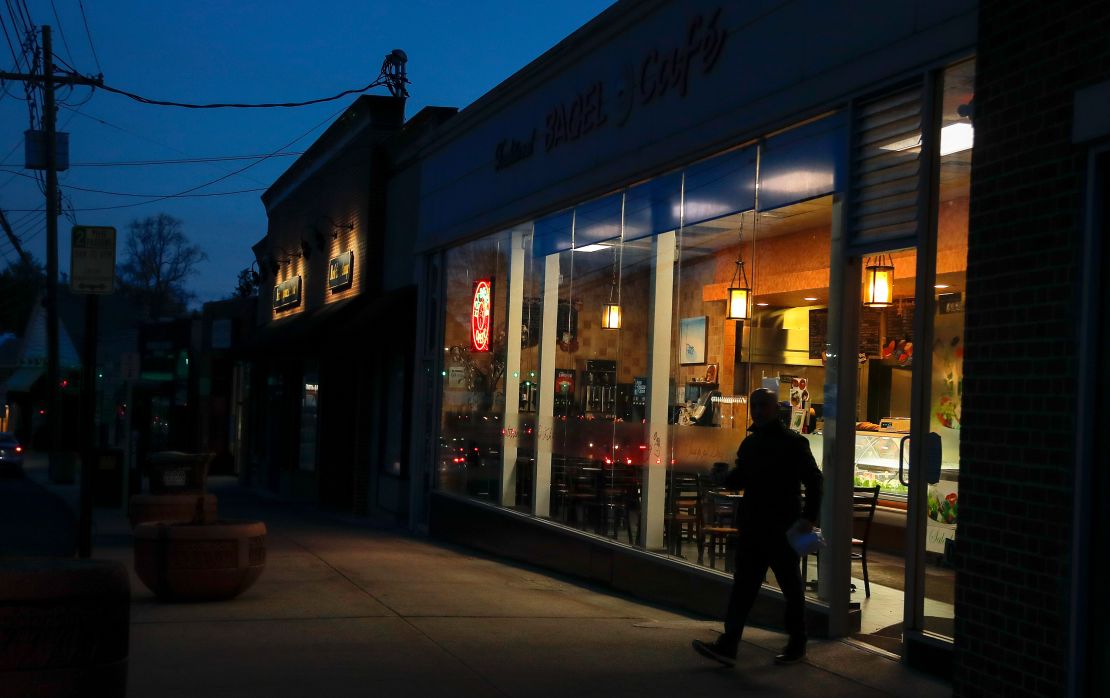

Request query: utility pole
[
  {"left": 0, "top": 26, "right": 102, "bottom": 482},
  {"left": 43, "top": 26, "right": 61, "bottom": 469}
]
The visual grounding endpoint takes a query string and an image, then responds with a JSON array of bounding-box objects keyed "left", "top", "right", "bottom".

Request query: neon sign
[{"left": 471, "top": 279, "right": 492, "bottom": 352}]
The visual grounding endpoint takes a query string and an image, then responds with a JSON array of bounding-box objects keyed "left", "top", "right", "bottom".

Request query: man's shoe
[
  {"left": 692, "top": 638, "right": 736, "bottom": 667},
  {"left": 773, "top": 644, "right": 806, "bottom": 665}
]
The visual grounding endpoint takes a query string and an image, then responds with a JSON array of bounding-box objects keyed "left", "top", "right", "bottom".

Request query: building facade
[
  {"left": 238, "top": 1, "right": 1110, "bottom": 693},
  {"left": 244, "top": 95, "right": 455, "bottom": 519},
  {"left": 407, "top": 0, "right": 978, "bottom": 678}
]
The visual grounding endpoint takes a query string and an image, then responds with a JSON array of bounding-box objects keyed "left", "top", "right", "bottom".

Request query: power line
[
  {"left": 1, "top": 103, "right": 341, "bottom": 212},
  {"left": 47, "top": 0, "right": 74, "bottom": 67},
  {"left": 73, "top": 49, "right": 410, "bottom": 108},
  {"left": 58, "top": 105, "right": 271, "bottom": 186},
  {"left": 68, "top": 151, "right": 304, "bottom": 167},
  {"left": 75, "top": 0, "right": 100, "bottom": 75}
]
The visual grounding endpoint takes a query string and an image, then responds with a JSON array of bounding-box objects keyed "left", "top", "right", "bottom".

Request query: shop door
[
  {"left": 853, "top": 240, "right": 963, "bottom": 672},
  {"left": 846, "top": 241, "right": 958, "bottom": 661},
  {"left": 843, "top": 62, "right": 971, "bottom": 669}
]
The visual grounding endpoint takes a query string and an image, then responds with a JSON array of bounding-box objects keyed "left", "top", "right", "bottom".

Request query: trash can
[
  {"left": 145, "top": 452, "right": 212, "bottom": 494},
  {"left": 89, "top": 448, "right": 125, "bottom": 507}
]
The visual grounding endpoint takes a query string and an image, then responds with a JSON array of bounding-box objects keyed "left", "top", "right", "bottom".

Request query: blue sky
[{"left": 0, "top": 0, "right": 612, "bottom": 304}]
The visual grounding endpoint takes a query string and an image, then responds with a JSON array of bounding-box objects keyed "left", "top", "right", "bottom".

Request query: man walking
[{"left": 692, "top": 388, "right": 823, "bottom": 667}]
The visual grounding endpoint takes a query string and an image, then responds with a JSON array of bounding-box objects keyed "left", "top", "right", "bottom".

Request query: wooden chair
[
  {"left": 700, "top": 490, "right": 741, "bottom": 571},
  {"left": 664, "top": 471, "right": 703, "bottom": 557},
  {"left": 852, "top": 485, "right": 880, "bottom": 597},
  {"left": 596, "top": 466, "right": 639, "bottom": 543}
]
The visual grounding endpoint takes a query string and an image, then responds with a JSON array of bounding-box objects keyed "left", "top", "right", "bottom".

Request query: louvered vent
[{"left": 850, "top": 85, "right": 924, "bottom": 243}]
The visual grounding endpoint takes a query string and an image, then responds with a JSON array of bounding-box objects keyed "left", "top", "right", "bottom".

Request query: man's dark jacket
[{"left": 724, "top": 420, "right": 823, "bottom": 534}]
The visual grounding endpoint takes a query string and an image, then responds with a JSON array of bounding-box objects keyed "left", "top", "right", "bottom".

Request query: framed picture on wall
[{"left": 679, "top": 316, "right": 708, "bottom": 365}]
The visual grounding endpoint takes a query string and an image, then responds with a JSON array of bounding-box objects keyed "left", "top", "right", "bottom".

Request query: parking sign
[{"left": 71, "top": 226, "right": 116, "bottom": 294}]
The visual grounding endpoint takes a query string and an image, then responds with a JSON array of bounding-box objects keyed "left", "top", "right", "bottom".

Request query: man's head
[{"left": 748, "top": 388, "right": 779, "bottom": 426}]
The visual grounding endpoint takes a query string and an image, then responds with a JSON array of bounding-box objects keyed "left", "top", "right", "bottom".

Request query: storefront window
[
  {"left": 433, "top": 114, "right": 844, "bottom": 579},
  {"left": 437, "top": 233, "right": 510, "bottom": 500},
  {"left": 299, "top": 365, "right": 319, "bottom": 471},
  {"left": 920, "top": 58, "right": 974, "bottom": 639}
]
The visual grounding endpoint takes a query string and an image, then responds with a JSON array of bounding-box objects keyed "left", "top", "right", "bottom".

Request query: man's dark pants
[{"left": 721, "top": 530, "right": 806, "bottom": 648}]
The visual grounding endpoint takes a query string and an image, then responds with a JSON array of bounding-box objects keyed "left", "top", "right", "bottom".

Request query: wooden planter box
[
  {"left": 0, "top": 558, "right": 130, "bottom": 698},
  {"left": 133, "top": 520, "right": 267, "bottom": 601}
]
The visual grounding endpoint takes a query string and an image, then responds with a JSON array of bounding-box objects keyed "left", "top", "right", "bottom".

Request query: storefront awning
[
  {"left": 238, "top": 286, "right": 416, "bottom": 359},
  {"left": 2, "top": 366, "right": 44, "bottom": 394}
]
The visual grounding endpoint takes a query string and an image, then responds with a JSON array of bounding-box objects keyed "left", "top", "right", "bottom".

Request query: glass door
[
  {"left": 849, "top": 244, "right": 921, "bottom": 655},
  {"left": 847, "top": 59, "right": 973, "bottom": 657},
  {"left": 904, "top": 59, "right": 974, "bottom": 646}
]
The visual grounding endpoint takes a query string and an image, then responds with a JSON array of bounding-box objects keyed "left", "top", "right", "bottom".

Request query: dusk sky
[{"left": 0, "top": 0, "right": 612, "bottom": 304}]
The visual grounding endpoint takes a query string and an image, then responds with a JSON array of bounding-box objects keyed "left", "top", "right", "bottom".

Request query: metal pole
[
  {"left": 43, "top": 26, "right": 63, "bottom": 476},
  {"left": 78, "top": 293, "right": 98, "bottom": 558}
]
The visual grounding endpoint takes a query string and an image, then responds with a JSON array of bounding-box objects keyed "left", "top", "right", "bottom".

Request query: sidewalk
[{"left": 27, "top": 466, "right": 948, "bottom": 697}]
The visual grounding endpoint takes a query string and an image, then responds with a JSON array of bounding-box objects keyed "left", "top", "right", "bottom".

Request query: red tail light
[{"left": 14, "top": 446, "right": 21, "bottom": 453}]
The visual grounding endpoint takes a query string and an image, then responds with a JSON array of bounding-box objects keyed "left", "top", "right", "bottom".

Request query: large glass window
[
  {"left": 437, "top": 233, "right": 510, "bottom": 500},
  {"left": 433, "top": 114, "right": 843, "bottom": 578}
]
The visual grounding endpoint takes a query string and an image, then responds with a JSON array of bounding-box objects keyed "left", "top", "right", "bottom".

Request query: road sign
[{"left": 71, "top": 225, "right": 116, "bottom": 294}]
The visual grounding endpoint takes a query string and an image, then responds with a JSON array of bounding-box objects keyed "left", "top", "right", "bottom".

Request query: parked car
[{"left": 0, "top": 432, "right": 24, "bottom": 477}]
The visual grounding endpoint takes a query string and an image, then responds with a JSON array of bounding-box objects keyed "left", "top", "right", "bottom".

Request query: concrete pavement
[{"left": 13, "top": 461, "right": 949, "bottom": 697}]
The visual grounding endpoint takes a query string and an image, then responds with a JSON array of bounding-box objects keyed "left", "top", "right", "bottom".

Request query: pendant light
[
  {"left": 863, "top": 254, "right": 895, "bottom": 308},
  {"left": 726, "top": 216, "right": 752, "bottom": 320},
  {"left": 601, "top": 244, "right": 621, "bottom": 329}
]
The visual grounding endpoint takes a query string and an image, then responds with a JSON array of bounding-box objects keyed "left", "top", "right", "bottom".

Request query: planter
[
  {"left": 133, "top": 520, "right": 267, "bottom": 601},
  {"left": 128, "top": 493, "right": 218, "bottom": 529},
  {"left": 146, "top": 451, "right": 212, "bottom": 495},
  {"left": 0, "top": 558, "right": 130, "bottom": 698}
]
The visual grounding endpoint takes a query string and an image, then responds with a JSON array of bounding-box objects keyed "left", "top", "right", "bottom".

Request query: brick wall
[{"left": 957, "top": 2, "right": 1110, "bottom": 695}]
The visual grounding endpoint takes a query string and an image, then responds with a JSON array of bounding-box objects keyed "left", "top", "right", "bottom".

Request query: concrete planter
[
  {"left": 128, "top": 493, "right": 218, "bottom": 528},
  {"left": 0, "top": 558, "right": 130, "bottom": 698},
  {"left": 133, "top": 520, "right": 267, "bottom": 601}
]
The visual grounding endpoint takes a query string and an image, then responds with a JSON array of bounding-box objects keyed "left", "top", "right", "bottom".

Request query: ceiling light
[
  {"left": 601, "top": 302, "right": 622, "bottom": 330},
  {"left": 726, "top": 218, "right": 751, "bottom": 320},
  {"left": 863, "top": 255, "right": 894, "bottom": 308},
  {"left": 804, "top": 297, "right": 818, "bottom": 301},
  {"left": 934, "top": 284, "right": 950, "bottom": 289},
  {"left": 575, "top": 243, "right": 607, "bottom": 252},
  {"left": 939, "top": 122, "right": 974, "bottom": 156},
  {"left": 756, "top": 302, "right": 769, "bottom": 307},
  {"left": 880, "top": 123, "right": 974, "bottom": 156}
]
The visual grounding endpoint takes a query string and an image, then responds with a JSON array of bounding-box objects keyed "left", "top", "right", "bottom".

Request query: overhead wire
[
  {"left": 59, "top": 106, "right": 273, "bottom": 186},
  {"left": 3, "top": 101, "right": 345, "bottom": 213},
  {"left": 75, "top": 0, "right": 99, "bottom": 75},
  {"left": 47, "top": 0, "right": 74, "bottom": 68},
  {"left": 90, "top": 75, "right": 397, "bottom": 109},
  {"left": 69, "top": 152, "right": 304, "bottom": 167},
  {"left": 0, "top": 13, "right": 24, "bottom": 71}
]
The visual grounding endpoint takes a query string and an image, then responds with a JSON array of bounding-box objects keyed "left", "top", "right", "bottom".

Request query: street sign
[{"left": 70, "top": 225, "right": 116, "bottom": 294}]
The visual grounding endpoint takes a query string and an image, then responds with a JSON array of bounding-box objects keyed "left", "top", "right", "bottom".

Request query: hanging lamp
[
  {"left": 601, "top": 245, "right": 621, "bottom": 329},
  {"left": 726, "top": 216, "right": 752, "bottom": 320},
  {"left": 863, "top": 254, "right": 895, "bottom": 307}
]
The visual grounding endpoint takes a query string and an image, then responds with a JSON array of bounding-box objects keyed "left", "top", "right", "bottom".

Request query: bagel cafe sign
[{"left": 494, "top": 7, "right": 728, "bottom": 171}]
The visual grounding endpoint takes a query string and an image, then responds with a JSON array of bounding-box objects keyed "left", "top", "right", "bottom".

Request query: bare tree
[{"left": 118, "top": 213, "right": 206, "bottom": 318}]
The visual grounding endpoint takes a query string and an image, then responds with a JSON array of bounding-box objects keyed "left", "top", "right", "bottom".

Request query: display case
[
  {"left": 853, "top": 431, "right": 911, "bottom": 499},
  {"left": 852, "top": 430, "right": 960, "bottom": 502}
]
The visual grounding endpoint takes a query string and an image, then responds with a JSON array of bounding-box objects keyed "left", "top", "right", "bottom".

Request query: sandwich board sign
[{"left": 70, "top": 225, "right": 116, "bottom": 294}]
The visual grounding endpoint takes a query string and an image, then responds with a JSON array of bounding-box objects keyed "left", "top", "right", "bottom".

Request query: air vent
[{"left": 850, "top": 85, "right": 924, "bottom": 243}]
